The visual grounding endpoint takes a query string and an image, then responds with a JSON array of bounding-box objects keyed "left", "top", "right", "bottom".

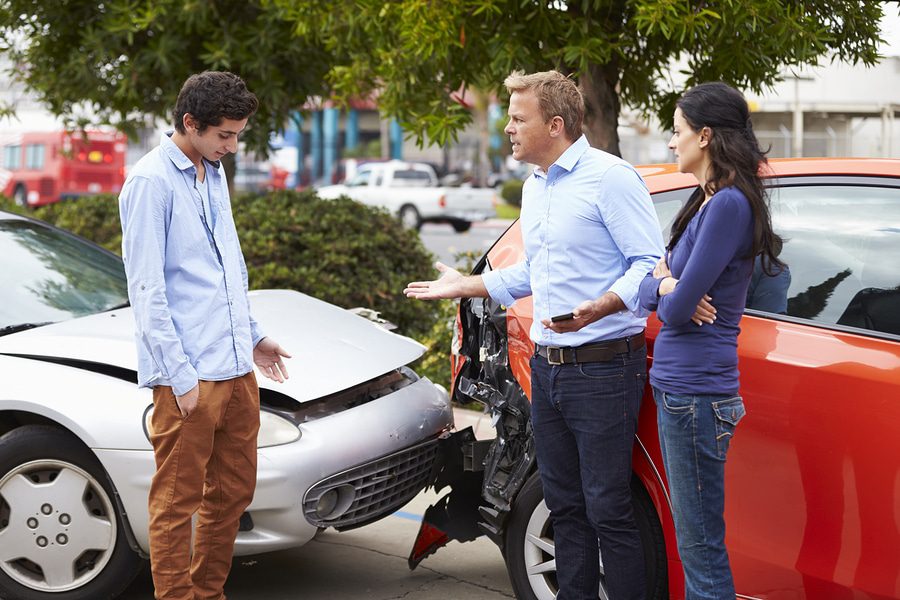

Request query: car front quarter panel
[{"left": 0, "top": 354, "right": 151, "bottom": 450}]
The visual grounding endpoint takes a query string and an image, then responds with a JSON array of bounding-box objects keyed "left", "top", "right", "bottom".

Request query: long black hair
[{"left": 668, "top": 82, "right": 785, "bottom": 275}]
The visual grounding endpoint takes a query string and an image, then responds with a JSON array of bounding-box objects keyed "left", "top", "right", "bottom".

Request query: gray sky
[{"left": 882, "top": 5, "right": 900, "bottom": 56}]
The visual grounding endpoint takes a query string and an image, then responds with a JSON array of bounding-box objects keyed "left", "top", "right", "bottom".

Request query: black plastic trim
[{"left": 0, "top": 353, "right": 138, "bottom": 383}]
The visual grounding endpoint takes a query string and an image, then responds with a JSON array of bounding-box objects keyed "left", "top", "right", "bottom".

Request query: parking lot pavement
[
  {"left": 120, "top": 411, "right": 512, "bottom": 599},
  {"left": 419, "top": 220, "right": 512, "bottom": 268}
]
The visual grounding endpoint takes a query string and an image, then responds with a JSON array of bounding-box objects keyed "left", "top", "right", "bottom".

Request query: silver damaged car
[{"left": 0, "top": 210, "right": 455, "bottom": 599}]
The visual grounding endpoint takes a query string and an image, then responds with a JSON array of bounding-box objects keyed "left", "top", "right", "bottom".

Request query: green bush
[
  {"left": 233, "top": 189, "right": 438, "bottom": 339},
  {"left": 500, "top": 178, "right": 524, "bottom": 207},
  {"left": 412, "top": 298, "right": 458, "bottom": 391}
]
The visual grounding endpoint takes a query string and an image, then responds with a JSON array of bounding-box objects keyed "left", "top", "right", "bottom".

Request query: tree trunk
[
  {"left": 222, "top": 152, "right": 237, "bottom": 198},
  {"left": 580, "top": 61, "right": 622, "bottom": 157},
  {"left": 473, "top": 89, "right": 491, "bottom": 188}
]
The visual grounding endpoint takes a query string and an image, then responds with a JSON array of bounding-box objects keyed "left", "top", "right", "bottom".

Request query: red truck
[{"left": 0, "top": 129, "right": 126, "bottom": 207}]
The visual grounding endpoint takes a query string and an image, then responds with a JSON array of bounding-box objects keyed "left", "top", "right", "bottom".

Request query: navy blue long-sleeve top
[{"left": 638, "top": 186, "right": 754, "bottom": 395}]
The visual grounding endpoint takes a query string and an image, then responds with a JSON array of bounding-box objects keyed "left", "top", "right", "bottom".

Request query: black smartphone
[{"left": 550, "top": 312, "right": 574, "bottom": 322}]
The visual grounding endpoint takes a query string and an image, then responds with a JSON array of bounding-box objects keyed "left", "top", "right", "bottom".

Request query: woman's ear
[{"left": 699, "top": 126, "right": 712, "bottom": 149}]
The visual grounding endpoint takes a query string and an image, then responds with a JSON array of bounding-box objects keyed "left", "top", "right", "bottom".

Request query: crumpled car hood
[{"left": 0, "top": 289, "right": 426, "bottom": 403}]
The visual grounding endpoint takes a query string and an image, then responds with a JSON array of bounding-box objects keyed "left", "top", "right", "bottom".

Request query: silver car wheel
[
  {"left": 0, "top": 459, "right": 116, "bottom": 592},
  {"left": 522, "top": 499, "right": 609, "bottom": 600}
]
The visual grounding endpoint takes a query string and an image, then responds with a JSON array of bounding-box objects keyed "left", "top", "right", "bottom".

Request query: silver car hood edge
[{"left": 0, "top": 289, "right": 426, "bottom": 403}]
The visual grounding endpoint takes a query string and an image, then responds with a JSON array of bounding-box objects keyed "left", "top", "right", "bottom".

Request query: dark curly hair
[
  {"left": 173, "top": 71, "right": 258, "bottom": 134},
  {"left": 668, "top": 82, "right": 785, "bottom": 276}
]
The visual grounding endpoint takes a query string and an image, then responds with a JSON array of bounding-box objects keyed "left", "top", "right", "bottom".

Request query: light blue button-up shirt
[
  {"left": 482, "top": 135, "right": 664, "bottom": 347},
  {"left": 119, "top": 133, "right": 263, "bottom": 396}
]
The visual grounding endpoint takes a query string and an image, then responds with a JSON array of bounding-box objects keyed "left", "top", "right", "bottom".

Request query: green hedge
[
  {"left": 0, "top": 191, "right": 457, "bottom": 388},
  {"left": 500, "top": 179, "right": 524, "bottom": 207}
]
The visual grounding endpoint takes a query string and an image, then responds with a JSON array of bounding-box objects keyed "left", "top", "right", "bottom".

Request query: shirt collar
[
  {"left": 533, "top": 134, "right": 590, "bottom": 179},
  {"left": 160, "top": 131, "right": 222, "bottom": 173},
  {"left": 555, "top": 134, "right": 589, "bottom": 172}
]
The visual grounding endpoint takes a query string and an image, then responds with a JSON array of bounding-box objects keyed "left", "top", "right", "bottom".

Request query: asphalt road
[
  {"left": 118, "top": 488, "right": 514, "bottom": 600},
  {"left": 418, "top": 220, "right": 514, "bottom": 269}
]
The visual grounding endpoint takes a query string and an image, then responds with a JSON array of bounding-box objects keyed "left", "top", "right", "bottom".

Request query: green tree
[
  {"left": 275, "top": 0, "right": 887, "bottom": 155},
  {"left": 0, "top": 1, "right": 888, "bottom": 157},
  {"left": 0, "top": 1, "right": 332, "bottom": 155}
]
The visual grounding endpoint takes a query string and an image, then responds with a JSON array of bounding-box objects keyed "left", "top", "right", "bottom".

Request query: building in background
[{"left": 745, "top": 57, "right": 899, "bottom": 159}]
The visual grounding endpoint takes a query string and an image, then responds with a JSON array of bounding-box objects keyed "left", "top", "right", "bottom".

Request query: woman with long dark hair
[{"left": 638, "top": 81, "right": 784, "bottom": 599}]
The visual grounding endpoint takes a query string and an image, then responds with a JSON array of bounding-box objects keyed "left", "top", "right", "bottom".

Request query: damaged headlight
[{"left": 257, "top": 410, "right": 302, "bottom": 447}]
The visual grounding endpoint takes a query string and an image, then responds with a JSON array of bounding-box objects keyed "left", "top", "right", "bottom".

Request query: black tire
[
  {"left": 13, "top": 185, "right": 28, "bottom": 208},
  {"left": 398, "top": 204, "right": 422, "bottom": 230},
  {"left": 504, "top": 472, "right": 667, "bottom": 600},
  {"left": 0, "top": 425, "right": 144, "bottom": 600},
  {"left": 451, "top": 220, "right": 472, "bottom": 233}
]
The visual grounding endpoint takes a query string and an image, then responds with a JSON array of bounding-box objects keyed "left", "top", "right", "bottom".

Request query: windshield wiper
[{"left": 0, "top": 322, "right": 55, "bottom": 336}]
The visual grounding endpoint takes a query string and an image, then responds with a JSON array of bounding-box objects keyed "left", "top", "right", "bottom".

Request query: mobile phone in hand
[{"left": 550, "top": 312, "right": 574, "bottom": 322}]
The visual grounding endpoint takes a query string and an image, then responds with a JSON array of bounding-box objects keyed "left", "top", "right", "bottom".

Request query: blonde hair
[{"left": 504, "top": 70, "right": 584, "bottom": 141}]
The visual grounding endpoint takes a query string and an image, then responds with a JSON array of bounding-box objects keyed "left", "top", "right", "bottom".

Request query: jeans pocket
[
  {"left": 576, "top": 361, "right": 624, "bottom": 381},
  {"left": 660, "top": 390, "right": 694, "bottom": 415},
  {"left": 712, "top": 395, "right": 745, "bottom": 457}
]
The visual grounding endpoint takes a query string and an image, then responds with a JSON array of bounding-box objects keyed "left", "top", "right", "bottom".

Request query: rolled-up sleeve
[
  {"left": 600, "top": 165, "right": 664, "bottom": 314},
  {"left": 119, "top": 175, "right": 197, "bottom": 396},
  {"left": 482, "top": 259, "right": 532, "bottom": 306}
]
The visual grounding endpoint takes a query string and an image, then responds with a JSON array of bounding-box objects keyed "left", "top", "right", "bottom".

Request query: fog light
[
  {"left": 316, "top": 490, "right": 339, "bottom": 518},
  {"left": 313, "top": 484, "right": 356, "bottom": 521}
]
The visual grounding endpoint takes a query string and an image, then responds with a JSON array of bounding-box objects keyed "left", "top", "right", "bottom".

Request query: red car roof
[{"left": 636, "top": 157, "right": 900, "bottom": 194}]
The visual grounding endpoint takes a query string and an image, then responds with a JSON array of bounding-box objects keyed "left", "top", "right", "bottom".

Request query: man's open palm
[{"left": 254, "top": 337, "right": 291, "bottom": 383}]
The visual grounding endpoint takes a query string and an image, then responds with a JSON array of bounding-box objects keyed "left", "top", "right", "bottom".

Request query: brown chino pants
[{"left": 148, "top": 372, "right": 260, "bottom": 600}]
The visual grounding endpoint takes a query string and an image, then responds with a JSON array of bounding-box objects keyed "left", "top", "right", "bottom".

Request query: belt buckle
[{"left": 546, "top": 346, "right": 563, "bottom": 365}]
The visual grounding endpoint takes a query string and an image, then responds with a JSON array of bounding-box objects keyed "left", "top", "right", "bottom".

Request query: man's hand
[
  {"left": 175, "top": 384, "right": 199, "bottom": 418},
  {"left": 540, "top": 293, "right": 626, "bottom": 334},
  {"left": 404, "top": 262, "right": 465, "bottom": 300},
  {"left": 691, "top": 295, "right": 717, "bottom": 326},
  {"left": 254, "top": 337, "right": 291, "bottom": 383}
]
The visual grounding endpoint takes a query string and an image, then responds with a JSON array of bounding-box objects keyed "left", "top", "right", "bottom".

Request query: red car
[{"left": 412, "top": 158, "right": 900, "bottom": 600}]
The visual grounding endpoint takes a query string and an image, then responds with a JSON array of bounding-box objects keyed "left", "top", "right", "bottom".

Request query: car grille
[{"left": 303, "top": 439, "right": 439, "bottom": 530}]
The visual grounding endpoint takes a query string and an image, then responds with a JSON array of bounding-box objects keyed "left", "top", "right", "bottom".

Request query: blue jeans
[
  {"left": 652, "top": 387, "right": 746, "bottom": 600},
  {"left": 530, "top": 345, "right": 647, "bottom": 600}
]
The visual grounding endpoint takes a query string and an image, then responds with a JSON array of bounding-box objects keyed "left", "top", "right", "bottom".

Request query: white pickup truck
[{"left": 316, "top": 160, "right": 496, "bottom": 232}]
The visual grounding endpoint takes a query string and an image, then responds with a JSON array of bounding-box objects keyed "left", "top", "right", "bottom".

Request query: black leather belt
[{"left": 535, "top": 331, "right": 645, "bottom": 365}]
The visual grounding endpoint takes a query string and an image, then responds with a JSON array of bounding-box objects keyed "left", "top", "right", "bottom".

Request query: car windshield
[{"left": 0, "top": 218, "right": 128, "bottom": 332}]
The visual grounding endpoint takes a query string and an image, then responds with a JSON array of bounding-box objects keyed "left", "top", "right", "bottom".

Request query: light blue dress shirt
[
  {"left": 482, "top": 135, "right": 664, "bottom": 347},
  {"left": 119, "top": 133, "right": 263, "bottom": 396}
]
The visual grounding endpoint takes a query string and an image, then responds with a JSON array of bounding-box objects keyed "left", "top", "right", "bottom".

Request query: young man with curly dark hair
[{"left": 119, "top": 71, "right": 290, "bottom": 600}]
